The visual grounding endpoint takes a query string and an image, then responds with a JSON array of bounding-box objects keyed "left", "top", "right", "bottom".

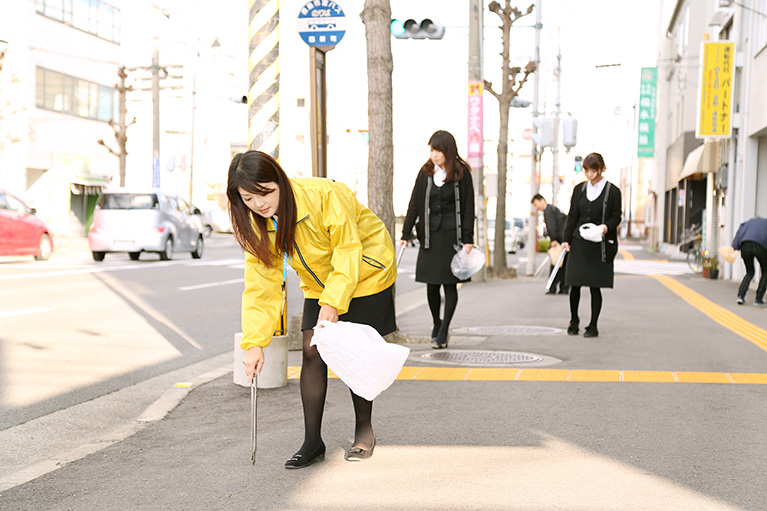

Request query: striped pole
[{"left": 248, "top": 0, "right": 280, "bottom": 159}]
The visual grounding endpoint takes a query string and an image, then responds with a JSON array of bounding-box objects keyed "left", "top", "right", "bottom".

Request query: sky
[{"left": 121, "top": 0, "right": 663, "bottom": 215}]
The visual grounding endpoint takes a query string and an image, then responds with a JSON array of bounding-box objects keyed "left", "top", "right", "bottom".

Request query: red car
[{"left": 0, "top": 188, "right": 53, "bottom": 260}]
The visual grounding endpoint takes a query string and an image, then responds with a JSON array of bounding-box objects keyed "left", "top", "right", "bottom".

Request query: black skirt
[
  {"left": 301, "top": 285, "right": 397, "bottom": 336},
  {"left": 415, "top": 226, "right": 467, "bottom": 284},
  {"left": 565, "top": 237, "right": 615, "bottom": 288}
]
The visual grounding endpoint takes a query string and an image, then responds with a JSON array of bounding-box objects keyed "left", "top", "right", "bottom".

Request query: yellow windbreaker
[{"left": 240, "top": 178, "right": 397, "bottom": 350}]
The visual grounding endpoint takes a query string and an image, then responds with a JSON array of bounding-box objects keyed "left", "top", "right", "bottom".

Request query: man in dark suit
[{"left": 532, "top": 194, "right": 569, "bottom": 294}]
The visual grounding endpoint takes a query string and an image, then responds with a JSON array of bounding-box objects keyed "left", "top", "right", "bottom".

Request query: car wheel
[
  {"left": 129, "top": 252, "right": 141, "bottom": 261},
  {"left": 202, "top": 225, "right": 213, "bottom": 238},
  {"left": 191, "top": 236, "right": 203, "bottom": 259},
  {"left": 35, "top": 233, "right": 52, "bottom": 261},
  {"left": 92, "top": 251, "right": 106, "bottom": 262},
  {"left": 159, "top": 237, "right": 174, "bottom": 261}
]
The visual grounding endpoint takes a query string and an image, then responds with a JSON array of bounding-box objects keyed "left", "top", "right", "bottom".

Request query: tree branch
[{"left": 484, "top": 80, "right": 500, "bottom": 101}]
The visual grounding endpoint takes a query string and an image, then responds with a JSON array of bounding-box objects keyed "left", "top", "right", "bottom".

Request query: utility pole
[
  {"left": 552, "top": 29, "right": 561, "bottom": 208},
  {"left": 527, "top": 0, "right": 542, "bottom": 276},
  {"left": 469, "top": 0, "right": 485, "bottom": 281},
  {"left": 152, "top": 39, "right": 161, "bottom": 189}
]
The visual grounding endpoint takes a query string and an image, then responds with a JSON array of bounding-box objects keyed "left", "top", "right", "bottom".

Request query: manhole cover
[
  {"left": 462, "top": 325, "right": 563, "bottom": 336},
  {"left": 422, "top": 350, "right": 543, "bottom": 365}
]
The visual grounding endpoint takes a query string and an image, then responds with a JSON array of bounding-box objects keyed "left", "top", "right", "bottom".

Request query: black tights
[
  {"left": 569, "top": 286, "right": 602, "bottom": 328},
  {"left": 295, "top": 329, "right": 374, "bottom": 456},
  {"left": 427, "top": 283, "right": 458, "bottom": 344}
]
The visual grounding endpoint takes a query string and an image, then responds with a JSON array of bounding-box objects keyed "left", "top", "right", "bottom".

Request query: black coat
[
  {"left": 401, "top": 167, "right": 475, "bottom": 248},
  {"left": 543, "top": 204, "right": 567, "bottom": 244},
  {"left": 563, "top": 180, "right": 622, "bottom": 288},
  {"left": 563, "top": 180, "right": 622, "bottom": 246}
]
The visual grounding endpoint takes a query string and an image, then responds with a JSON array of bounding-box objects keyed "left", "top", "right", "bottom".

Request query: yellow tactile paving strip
[
  {"left": 653, "top": 274, "right": 767, "bottom": 352},
  {"left": 286, "top": 366, "right": 767, "bottom": 385}
]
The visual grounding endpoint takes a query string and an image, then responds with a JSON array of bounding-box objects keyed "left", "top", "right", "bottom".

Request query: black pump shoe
[
  {"left": 345, "top": 437, "right": 376, "bottom": 461},
  {"left": 567, "top": 321, "right": 579, "bottom": 335},
  {"left": 285, "top": 441, "right": 326, "bottom": 469},
  {"left": 432, "top": 333, "right": 449, "bottom": 349},
  {"left": 583, "top": 326, "right": 599, "bottom": 338}
]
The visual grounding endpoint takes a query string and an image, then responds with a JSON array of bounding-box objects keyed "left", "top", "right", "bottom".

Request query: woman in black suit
[
  {"left": 399, "top": 130, "right": 475, "bottom": 349},
  {"left": 561, "top": 153, "right": 622, "bottom": 338}
]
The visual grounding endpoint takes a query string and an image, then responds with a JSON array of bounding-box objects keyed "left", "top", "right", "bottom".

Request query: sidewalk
[{"left": 2, "top": 244, "right": 766, "bottom": 511}]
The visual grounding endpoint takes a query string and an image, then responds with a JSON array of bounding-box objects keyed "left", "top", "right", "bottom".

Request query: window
[
  {"left": 755, "top": 0, "right": 767, "bottom": 54},
  {"left": 36, "top": 67, "right": 116, "bottom": 123},
  {"left": 36, "top": 0, "right": 121, "bottom": 44}
]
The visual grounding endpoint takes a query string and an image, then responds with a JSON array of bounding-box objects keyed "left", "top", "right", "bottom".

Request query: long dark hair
[
  {"left": 421, "top": 130, "right": 470, "bottom": 182},
  {"left": 227, "top": 151, "right": 297, "bottom": 266}
]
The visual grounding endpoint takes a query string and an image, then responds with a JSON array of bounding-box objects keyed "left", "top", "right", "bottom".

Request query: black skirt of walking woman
[
  {"left": 415, "top": 225, "right": 469, "bottom": 285},
  {"left": 301, "top": 285, "right": 397, "bottom": 336}
]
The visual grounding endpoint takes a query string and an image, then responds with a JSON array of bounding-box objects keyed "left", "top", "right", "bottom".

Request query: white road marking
[
  {"left": 179, "top": 278, "right": 244, "bottom": 291},
  {"left": 0, "top": 307, "right": 53, "bottom": 319}
]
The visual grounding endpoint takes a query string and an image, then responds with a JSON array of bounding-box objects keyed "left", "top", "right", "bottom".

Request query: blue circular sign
[{"left": 297, "top": 1, "right": 347, "bottom": 47}]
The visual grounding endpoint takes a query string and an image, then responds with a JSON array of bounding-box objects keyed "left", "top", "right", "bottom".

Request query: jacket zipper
[
  {"left": 362, "top": 255, "right": 385, "bottom": 269},
  {"left": 294, "top": 242, "right": 325, "bottom": 288}
]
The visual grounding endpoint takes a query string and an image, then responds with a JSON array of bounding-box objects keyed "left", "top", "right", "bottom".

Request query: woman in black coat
[
  {"left": 399, "top": 130, "right": 475, "bottom": 349},
  {"left": 561, "top": 152, "right": 622, "bottom": 338}
]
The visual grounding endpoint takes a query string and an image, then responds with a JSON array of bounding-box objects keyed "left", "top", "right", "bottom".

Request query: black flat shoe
[
  {"left": 432, "top": 333, "right": 449, "bottom": 349},
  {"left": 567, "top": 322, "right": 579, "bottom": 335},
  {"left": 583, "top": 326, "right": 599, "bottom": 338},
  {"left": 285, "top": 441, "right": 326, "bottom": 469},
  {"left": 345, "top": 437, "right": 376, "bottom": 461}
]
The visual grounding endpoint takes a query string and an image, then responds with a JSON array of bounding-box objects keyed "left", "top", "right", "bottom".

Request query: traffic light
[
  {"left": 574, "top": 156, "right": 583, "bottom": 173},
  {"left": 532, "top": 118, "right": 552, "bottom": 147},
  {"left": 390, "top": 19, "right": 445, "bottom": 39},
  {"left": 562, "top": 118, "right": 577, "bottom": 149}
]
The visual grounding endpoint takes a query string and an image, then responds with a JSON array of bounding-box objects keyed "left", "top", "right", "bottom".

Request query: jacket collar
[{"left": 266, "top": 181, "right": 309, "bottom": 232}]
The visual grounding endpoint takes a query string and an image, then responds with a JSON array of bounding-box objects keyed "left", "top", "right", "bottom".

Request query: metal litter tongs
[{"left": 250, "top": 374, "right": 258, "bottom": 464}]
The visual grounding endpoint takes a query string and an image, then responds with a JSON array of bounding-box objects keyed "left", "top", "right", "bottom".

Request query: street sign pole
[{"left": 297, "top": 2, "right": 347, "bottom": 178}]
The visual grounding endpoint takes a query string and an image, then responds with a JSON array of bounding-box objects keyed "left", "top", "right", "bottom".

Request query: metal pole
[
  {"left": 152, "top": 39, "right": 161, "bottom": 189},
  {"left": 552, "top": 29, "right": 561, "bottom": 208},
  {"left": 189, "top": 68, "right": 196, "bottom": 203},
  {"left": 469, "top": 0, "right": 485, "bottom": 281},
  {"left": 526, "top": 0, "right": 542, "bottom": 276}
]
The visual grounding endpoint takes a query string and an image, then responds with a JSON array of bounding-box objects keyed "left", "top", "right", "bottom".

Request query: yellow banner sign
[{"left": 697, "top": 41, "right": 734, "bottom": 138}]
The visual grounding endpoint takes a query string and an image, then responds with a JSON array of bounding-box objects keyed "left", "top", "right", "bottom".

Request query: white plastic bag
[
  {"left": 311, "top": 321, "right": 410, "bottom": 401},
  {"left": 450, "top": 247, "right": 486, "bottom": 280},
  {"left": 578, "top": 223, "right": 603, "bottom": 243}
]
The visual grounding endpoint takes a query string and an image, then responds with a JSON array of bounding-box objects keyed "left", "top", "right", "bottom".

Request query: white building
[{"left": 654, "top": 0, "right": 767, "bottom": 281}]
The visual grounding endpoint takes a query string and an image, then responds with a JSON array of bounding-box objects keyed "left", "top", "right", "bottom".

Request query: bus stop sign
[{"left": 297, "top": 1, "right": 347, "bottom": 47}]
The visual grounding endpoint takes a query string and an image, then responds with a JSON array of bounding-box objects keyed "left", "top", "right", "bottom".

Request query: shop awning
[
  {"left": 71, "top": 173, "right": 112, "bottom": 187},
  {"left": 70, "top": 173, "right": 112, "bottom": 196},
  {"left": 679, "top": 143, "right": 718, "bottom": 180}
]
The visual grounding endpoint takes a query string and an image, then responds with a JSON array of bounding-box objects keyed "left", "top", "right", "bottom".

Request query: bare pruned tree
[
  {"left": 360, "top": 0, "right": 395, "bottom": 241},
  {"left": 484, "top": 1, "right": 536, "bottom": 275}
]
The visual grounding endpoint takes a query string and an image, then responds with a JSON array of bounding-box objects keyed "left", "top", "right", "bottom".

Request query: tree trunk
[
  {"left": 361, "top": 0, "right": 395, "bottom": 241},
  {"left": 494, "top": 100, "right": 510, "bottom": 270}
]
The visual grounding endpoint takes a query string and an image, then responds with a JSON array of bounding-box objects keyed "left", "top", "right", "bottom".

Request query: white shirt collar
[
  {"left": 433, "top": 165, "right": 446, "bottom": 187},
  {"left": 586, "top": 177, "right": 607, "bottom": 201}
]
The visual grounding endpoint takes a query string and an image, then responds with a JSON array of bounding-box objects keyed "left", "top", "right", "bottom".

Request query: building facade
[{"left": 654, "top": 0, "right": 767, "bottom": 281}]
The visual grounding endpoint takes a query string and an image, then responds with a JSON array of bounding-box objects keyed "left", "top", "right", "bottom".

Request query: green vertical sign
[{"left": 638, "top": 67, "right": 657, "bottom": 158}]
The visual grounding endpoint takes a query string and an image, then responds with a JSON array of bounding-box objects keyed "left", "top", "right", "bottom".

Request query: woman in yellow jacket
[{"left": 228, "top": 151, "right": 398, "bottom": 469}]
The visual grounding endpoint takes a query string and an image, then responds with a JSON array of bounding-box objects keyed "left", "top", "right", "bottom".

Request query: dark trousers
[
  {"left": 738, "top": 241, "right": 767, "bottom": 301},
  {"left": 548, "top": 254, "right": 568, "bottom": 292}
]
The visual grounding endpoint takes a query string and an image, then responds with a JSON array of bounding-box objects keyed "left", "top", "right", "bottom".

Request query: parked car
[
  {"left": 191, "top": 206, "right": 214, "bottom": 237},
  {"left": 512, "top": 217, "right": 528, "bottom": 250},
  {"left": 88, "top": 190, "right": 204, "bottom": 261},
  {"left": 0, "top": 188, "right": 53, "bottom": 260},
  {"left": 487, "top": 218, "right": 518, "bottom": 254}
]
